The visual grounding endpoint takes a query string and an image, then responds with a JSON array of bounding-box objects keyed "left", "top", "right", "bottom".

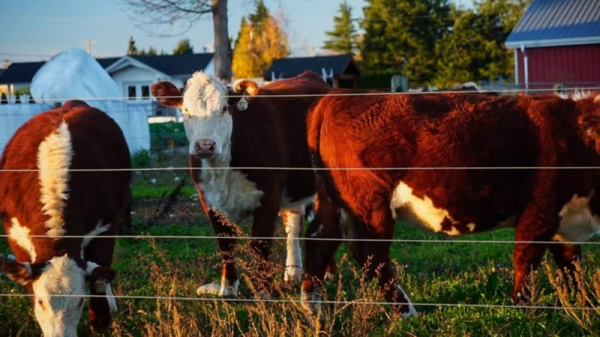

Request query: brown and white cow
[
  {"left": 303, "top": 91, "right": 600, "bottom": 317},
  {"left": 152, "top": 71, "right": 331, "bottom": 296},
  {"left": 0, "top": 100, "right": 131, "bottom": 336}
]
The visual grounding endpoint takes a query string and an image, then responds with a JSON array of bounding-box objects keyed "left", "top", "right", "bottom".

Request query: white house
[{"left": 0, "top": 52, "right": 214, "bottom": 114}]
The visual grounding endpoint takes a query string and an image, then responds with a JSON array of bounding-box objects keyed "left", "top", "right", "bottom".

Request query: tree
[
  {"left": 173, "top": 39, "right": 194, "bottom": 55},
  {"left": 248, "top": 0, "right": 269, "bottom": 29},
  {"left": 232, "top": 3, "right": 288, "bottom": 78},
  {"left": 360, "top": 0, "right": 451, "bottom": 85},
  {"left": 124, "top": 0, "right": 231, "bottom": 82},
  {"left": 432, "top": 0, "right": 530, "bottom": 87},
  {"left": 127, "top": 36, "right": 138, "bottom": 55},
  {"left": 323, "top": 0, "right": 358, "bottom": 54}
]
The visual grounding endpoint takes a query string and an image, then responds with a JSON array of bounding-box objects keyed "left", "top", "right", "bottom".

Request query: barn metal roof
[
  {"left": 506, "top": 0, "right": 600, "bottom": 48},
  {"left": 264, "top": 54, "right": 359, "bottom": 80}
]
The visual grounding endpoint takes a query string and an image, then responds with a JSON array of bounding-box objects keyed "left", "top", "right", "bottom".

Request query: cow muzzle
[{"left": 194, "top": 139, "right": 217, "bottom": 159}]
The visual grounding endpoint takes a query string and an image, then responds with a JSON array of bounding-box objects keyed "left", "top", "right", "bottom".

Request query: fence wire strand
[{"left": 0, "top": 293, "right": 596, "bottom": 311}]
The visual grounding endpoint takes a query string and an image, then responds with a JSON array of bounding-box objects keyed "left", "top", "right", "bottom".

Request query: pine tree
[
  {"left": 248, "top": 0, "right": 269, "bottom": 30},
  {"left": 232, "top": 3, "right": 288, "bottom": 78},
  {"left": 173, "top": 39, "right": 194, "bottom": 55},
  {"left": 127, "top": 36, "right": 138, "bottom": 55},
  {"left": 323, "top": 0, "right": 357, "bottom": 54},
  {"left": 360, "top": 0, "right": 451, "bottom": 85}
]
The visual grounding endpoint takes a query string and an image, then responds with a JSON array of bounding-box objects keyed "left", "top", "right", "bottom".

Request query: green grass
[{"left": 2, "top": 216, "right": 599, "bottom": 336}]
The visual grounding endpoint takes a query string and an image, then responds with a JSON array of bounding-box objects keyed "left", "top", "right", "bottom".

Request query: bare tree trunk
[{"left": 212, "top": 0, "right": 232, "bottom": 83}]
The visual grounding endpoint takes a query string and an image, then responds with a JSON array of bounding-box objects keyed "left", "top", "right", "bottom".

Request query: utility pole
[{"left": 82, "top": 39, "right": 96, "bottom": 55}]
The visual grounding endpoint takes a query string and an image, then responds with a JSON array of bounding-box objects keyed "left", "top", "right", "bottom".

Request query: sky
[{"left": 0, "top": 0, "right": 474, "bottom": 64}]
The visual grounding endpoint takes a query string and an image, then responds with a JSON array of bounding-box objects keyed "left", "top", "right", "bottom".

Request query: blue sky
[{"left": 0, "top": 0, "right": 473, "bottom": 63}]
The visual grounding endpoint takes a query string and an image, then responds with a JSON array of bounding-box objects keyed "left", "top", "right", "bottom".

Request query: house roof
[
  {"left": 0, "top": 53, "right": 213, "bottom": 85},
  {"left": 0, "top": 61, "right": 45, "bottom": 84},
  {"left": 506, "top": 0, "right": 600, "bottom": 48},
  {"left": 264, "top": 54, "right": 359, "bottom": 80},
  {"left": 128, "top": 53, "right": 213, "bottom": 76}
]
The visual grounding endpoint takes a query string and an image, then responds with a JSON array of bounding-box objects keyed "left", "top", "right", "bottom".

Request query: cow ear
[
  {"left": 2, "top": 259, "right": 35, "bottom": 285},
  {"left": 85, "top": 264, "right": 116, "bottom": 293},
  {"left": 231, "top": 79, "right": 259, "bottom": 97},
  {"left": 151, "top": 81, "right": 183, "bottom": 108}
]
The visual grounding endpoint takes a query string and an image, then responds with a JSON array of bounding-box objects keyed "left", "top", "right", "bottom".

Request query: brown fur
[
  {"left": 182, "top": 72, "right": 332, "bottom": 290},
  {"left": 0, "top": 100, "right": 131, "bottom": 329},
  {"left": 304, "top": 91, "right": 600, "bottom": 314}
]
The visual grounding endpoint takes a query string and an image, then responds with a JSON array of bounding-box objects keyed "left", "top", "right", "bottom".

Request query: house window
[
  {"left": 141, "top": 85, "right": 150, "bottom": 100},
  {"left": 128, "top": 86, "right": 136, "bottom": 100}
]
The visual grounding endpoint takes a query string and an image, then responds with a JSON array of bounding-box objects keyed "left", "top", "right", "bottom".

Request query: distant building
[
  {"left": 505, "top": 0, "right": 600, "bottom": 90},
  {"left": 0, "top": 53, "right": 214, "bottom": 114},
  {"left": 264, "top": 54, "right": 360, "bottom": 88}
]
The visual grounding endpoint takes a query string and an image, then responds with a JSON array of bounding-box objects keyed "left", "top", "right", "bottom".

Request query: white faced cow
[
  {"left": 152, "top": 72, "right": 331, "bottom": 296},
  {"left": 0, "top": 100, "right": 131, "bottom": 336}
]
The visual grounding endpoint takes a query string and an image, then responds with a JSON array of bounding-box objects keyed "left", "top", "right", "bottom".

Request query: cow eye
[
  {"left": 38, "top": 300, "right": 46, "bottom": 310},
  {"left": 222, "top": 106, "right": 228, "bottom": 114}
]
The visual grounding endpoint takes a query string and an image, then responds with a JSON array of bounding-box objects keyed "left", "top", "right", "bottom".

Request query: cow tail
[{"left": 307, "top": 102, "right": 333, "bottom": 203}]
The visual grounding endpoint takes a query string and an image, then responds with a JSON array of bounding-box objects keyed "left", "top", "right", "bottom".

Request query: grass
[
  {"left": 2, "top": 215, "right": 599, "bottom": 336},
  {"left": 1, "top": 155, "right": 599, "bottom": 336}
]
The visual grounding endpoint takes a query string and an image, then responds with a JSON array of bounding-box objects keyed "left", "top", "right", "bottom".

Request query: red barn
[{"left": 505, "top": 0, "right": 600, "bottom": 90}]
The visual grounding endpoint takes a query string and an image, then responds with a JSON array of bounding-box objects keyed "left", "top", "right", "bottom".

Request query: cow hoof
[
  {"left": 196, "top": 280, "right": 239, "bottom": 298},
  {"left": 284, "top": 266, "right": 302, "bottom": 283},
  {"left": 197, "top": 283, "right": 223, "bottom": 296}
]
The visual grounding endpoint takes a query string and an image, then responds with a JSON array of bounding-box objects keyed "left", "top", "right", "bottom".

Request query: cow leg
[
  {"left": 549, "top": 243, "right": 582, "bottom": 290},
  {"left": 197, "top": 209, "right": 240, "bottom": 297},
  {"left": 512, "top": 204, "right": 558, "bottom": 302},
  {"left": 250, "top": 205, "right": 280, "bottom": 296},
  {"left": 281, "top": 206, "right": 305, "bottom": 283},
  {"left": 83, "top": 237, "right": 116, "bottom": 331},
  {"left": 302, "top": 199, "right": 342, "bottom": 315},
  {"left": 349, "top": 218, "right": 417, "bottom": 318}
]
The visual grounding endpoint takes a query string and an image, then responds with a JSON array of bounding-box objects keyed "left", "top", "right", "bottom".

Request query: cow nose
[{"left": 195, "top": 140, "right": 216, "bottom": 158}]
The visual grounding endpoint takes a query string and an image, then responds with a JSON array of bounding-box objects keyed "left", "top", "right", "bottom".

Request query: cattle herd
[{"left": 1, "top": 71, "right": 600, "bottom": 335}]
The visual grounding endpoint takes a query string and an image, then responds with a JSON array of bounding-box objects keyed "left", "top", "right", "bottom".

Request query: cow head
[
  {"left": 151, "top": 72, "right": 259, "bottom": 160},
  {"left": 2, "top": 254, "right": 116, "bottom": 337}
]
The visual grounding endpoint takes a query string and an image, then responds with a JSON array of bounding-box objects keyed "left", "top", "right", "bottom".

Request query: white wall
[
  {"left": 111, "top": 66, "right": 156, "bottom": 100},
  {"left": 0, "top": 103, "right": 53, "bottom": 153},
  {"left": 0, "top": 102, "right": 150, "bottom": 156}
]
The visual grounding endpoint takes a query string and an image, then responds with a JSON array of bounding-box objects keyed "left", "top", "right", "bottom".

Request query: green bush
[{"left": 132, "top": 149, "right": 151, "bottom": 168}]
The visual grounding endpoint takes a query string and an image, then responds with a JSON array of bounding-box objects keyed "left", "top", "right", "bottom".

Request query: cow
[
  {"left": 0, "top": 100, "right": 131, "bottom": 336},
  {"left": 302, "top": 91, "right": 600, "bottom": 318},
  {"left": 151, "top": 71, "right": 331, "bottom": 297}
]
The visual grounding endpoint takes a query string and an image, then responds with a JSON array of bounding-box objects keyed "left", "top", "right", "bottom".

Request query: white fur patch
[
  {"left": 32, "top": 255, "right": 85, "bottom": 337},
  {"left": 555, "top": 194, "right": 600, "bottom": 242},
  {"left": 197, "top": 278, "right": 240, "bottom": 297},
  {"left": 198, "top": 149, "right": 264, "bottom": 222},
  {"left": 106, "top": 283, "right": 117, "bottom": 312},
  {"left": 8, "top": 218, "right": 37, "bottom": 262},
  {"left": 394, "top": 284, "right": 418, "bottom": 318},
  {"left": 81, "top": 221, "right": 110, "bottom": 258},
  {"left": 390, "top": 182, "right": 469, "bottom": 235},
  {"left": 282, "top": 207, "right": 304, "bottom": 283},
  {"left": 182, "top": 72, "right": 228, "bottom": 118},
  {"left": 37, "top": 122, "right": 72, "bottom": 239},
  {"left": 180, "top": 72, "right": 233, "bottom": 159},
  {"left": 557, "top": 90, "right": 590, "bottom": 101}
]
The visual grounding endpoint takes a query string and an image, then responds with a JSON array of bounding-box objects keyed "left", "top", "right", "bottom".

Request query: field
[{"left": 1, "top": 151, "right": 600, "bottom": 336}]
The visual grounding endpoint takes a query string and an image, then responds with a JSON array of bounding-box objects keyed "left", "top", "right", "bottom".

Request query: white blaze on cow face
[
  {"left": 180, "top": 72, "right": 232, "bottom": 159},
  {"left": 555, "top": 194, "right": 600, "bottom": 242},
  {"left": 32, "top": 255, "right": 86, "bottom": 337},
  {"left": 38, "top": 121, "right": 73, "bottom": 238},
  {"left": 8, "top": 218, "right": 37, "bottom": 262}
]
